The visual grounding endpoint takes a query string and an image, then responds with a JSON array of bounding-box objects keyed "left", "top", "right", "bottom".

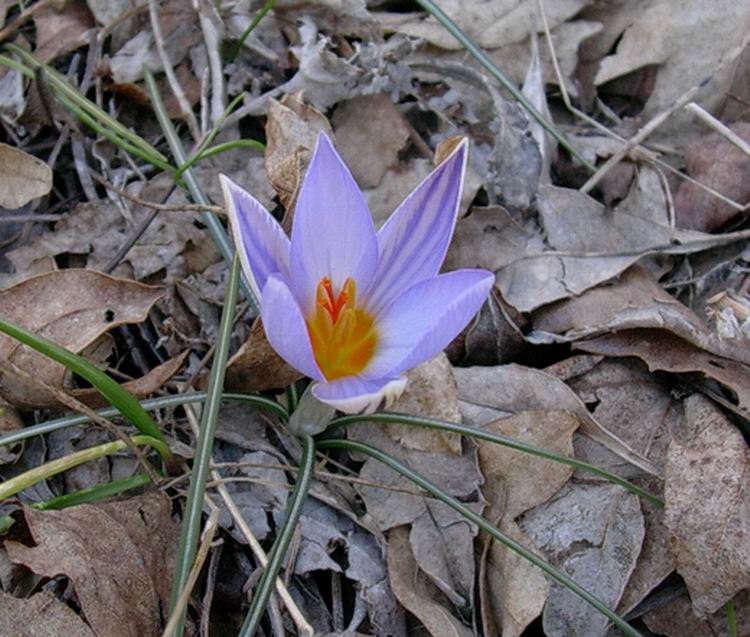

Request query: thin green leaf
[
  {"left": 142, "top": 67, "right": 259, "bottom": 314},
  {"left": 227, "top": 0, "right": 278, "bottom": 63},
  {"left": 318, "top": 438, "right": 644, "bottom": 637},
  {"left": 238, "top": 433, "right": 315, "bottom": 637},
  {"left": 0, "top": 316, "right": 164, "bottom": 442},
  {"left": 328, "top": 411, "right": 663, "bottom": 507},
  {"left": 189, "top": 139, "right": 265, "bottom": 164},
  {"left": 168, "top": 256, "right": 240, "bottom": 633},
  {"left": 0, "top": 435, "right": 166, "bottom": 501}
]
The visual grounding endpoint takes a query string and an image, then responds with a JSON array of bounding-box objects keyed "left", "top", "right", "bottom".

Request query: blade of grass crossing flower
[
  {"left": 318, "top": 438, "right": 644, "bottom": 637},
  {"left": 168, "top": 256, "right": 241, "bottom": 632},
  {"left": 238, "top": 433, "right": 316, "bottom": 637},
  {"left": 227, "top": 0, "right": 278, "bottom": 63},
  {"left": 0, "top": 435, "right": 166, "bottom": 501},
  {"left": 143, "top": 67, "right": 259, "bottom": 314},
  {"left": 412, "top": 0, "right": 595, "bottom": 172},
  {"left": 0, "top": 473, "right": 152, "bottom": 535},
  {"left": 0, "top": 317, "right": 164, "bottom": 442},
  {"left": 0, "top": 392, "right": 288, "bottom": 450},
  {"left": 328, "top": 412, "right": 663, "bottom": 507}
]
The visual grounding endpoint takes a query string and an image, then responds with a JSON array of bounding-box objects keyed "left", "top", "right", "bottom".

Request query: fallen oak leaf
[{"left": 0, "top": 590, "right": 96, "bottom": 637}]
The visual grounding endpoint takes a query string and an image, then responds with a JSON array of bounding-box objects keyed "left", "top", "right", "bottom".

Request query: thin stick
[
  {"left": 148, "top": 0, "right": 200, "bottom": 140},
  {"left": 685, "top": 102, "right": 750, "bottom": 159},
  {"left": 162, "top": 509, "right": 220, "bottom": 637}
]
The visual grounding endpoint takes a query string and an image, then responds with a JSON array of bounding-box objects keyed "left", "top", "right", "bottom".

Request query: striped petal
[
  {"left": 364, "top": 139, "right": 467, "bottom": 315},
  {"left": 290, "top": 133, "right": 378, "bottom": 315},
  {"left": 221, "top": 174, "right": 290, "bottom": 301},
  {"left": 312, "top": 375, "right": 407, "bottom": 414},
  {"left": 261, "top": 274, "right": 323, "bottom": 381},
  {"left": 364, "top": 269, "right": 494, "bottom": 379}
]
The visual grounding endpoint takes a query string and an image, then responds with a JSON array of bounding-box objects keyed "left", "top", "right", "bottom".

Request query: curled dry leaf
[
  {"left": 5, "top": 493, "right": 178, "bottom": 637},
  {"left": 33, "top": 0, "right": 94, "bottom": 64},
  {"left": 643, "top": 589, "right": 750, "bottom": 637},
  {"left": 665, "top": 394, "right": 750, "bottom": 615},
  {"left": 0, "top": 270, "right": 164, "bottom": 409},
  {"left": 0, "top": 143, "right": 53, "bottom": 209},
  {"left": 0, "top": 590, "right": 96, "bottom": 637}
]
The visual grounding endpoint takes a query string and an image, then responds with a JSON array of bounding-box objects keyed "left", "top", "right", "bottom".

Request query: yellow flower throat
[{"left": 306, "top": 277, "right": 377, "bottom": 380}]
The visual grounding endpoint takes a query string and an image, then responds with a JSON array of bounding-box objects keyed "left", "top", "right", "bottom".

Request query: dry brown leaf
[
  {"left": 5, "top": 493, "right": 178, "bottom": 637},
  {"left": 387, "top": 525, "right": 474, "bottom": 637},
  {"left": 0, "top": 270, "right": 164, "bottom": 408},
  {"left": 478, "top": 410, "right": 578, "bottom": 637},
  {"left": 532, "top": 265, "right": 750, "bottom": 366},
  {"left": 70, "top": 351, "right": 188, "bottom": 409},
  {"left": 454, "top": 364, "right": 658, "bottom": 475},
  {"left": 0, "top": 590, "right": 97, "bottom": 637},
  {"left": 593, "top": 0, "right": 750, "bottom": 146},
  {"left": 520, "top": 483, "right": 644, "bottom": 637},
  {"left": 577, "top": 329, "right": 750, "bottom": 418},
  {"left": 0, "top": 397, "right": 24, "bottom": 464},
  {"left": 265, "top": 94, "right": 332, "bottom": 215},
  {"left": 674, "top": 122, "right": 750, "bottom": 230},
  {"left": 643, "top": 590, "right": 750, "bottom": 637},
  {"left": 225, "top": 317, "right": 303, "bottom": 391},
  {"left": 379, "top": 0, "right": 587, "bottom": 51},
  {"left": 33, "top": 0, "right": 94, "bottom": 63},
  {"left": 378, "top": 354, "right": 462, "bottom": 455},
  {"left": 481, "top": 518, "right": 549, "bottom": 637},
  {"left": 364, "top": 159, "right": 433, "bottom": 228},
  {"left": 332, "top": 93, "right": 410, "bottom": 188},
  {"left": 0, "top": 143, "right": 52, "bottom": 209},
  {"left": 664, "top": 394, "right": 750, "bottom": 615}
]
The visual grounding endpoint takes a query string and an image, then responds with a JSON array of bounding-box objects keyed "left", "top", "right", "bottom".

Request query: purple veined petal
[
  {"left": 312, "top": 375, "right": 408, "bottom": 415},
  {"left": 221, "top": 174, "right": 290, "bottom": 301},
  {"left": 290, "top": 132, "right": 379, "bottom": 316},
  {"left": 261, "top": 274, "right": 324, "bottom": 381},
  {"left": 363, "top": 139, "right": 468, "bottom": 316},
  {"left": 363, "top": 269, "right": 494, "bottom": 379}
]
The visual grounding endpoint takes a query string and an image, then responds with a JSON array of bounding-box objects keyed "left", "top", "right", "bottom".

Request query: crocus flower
[{"left": 221, "top": 132, "right": 493, "bottom": 414}]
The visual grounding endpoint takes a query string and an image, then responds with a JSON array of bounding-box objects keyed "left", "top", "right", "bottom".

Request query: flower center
[{"left": 306, "top": 277, "right": 377, "bottom": 381}]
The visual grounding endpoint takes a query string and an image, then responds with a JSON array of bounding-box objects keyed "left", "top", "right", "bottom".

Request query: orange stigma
[{"left": 307, "top": 277, "right": 377, "bottom": 380}]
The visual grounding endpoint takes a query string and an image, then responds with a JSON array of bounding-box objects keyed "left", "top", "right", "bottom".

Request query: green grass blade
[
  {"left": 412, "top": 0, "right": 595, "bottom": 172},
  {"left": 0, "top": 435, "right": 166, "bottom": 501},
  {"left": 0, "top": 472, "right": 153, "bottom": 534},
  {"left": 328, "top": 411, "right": 662, "bottom": 508},
  {"left": 227, "top": 0, "right": 278, "bottom": 63},
  {"left": 189, "top": 139, "right": 265, "bottom": 164},
  {"left": 0, "top": 392, "right": 288, "bottom": 450},
  {"left": 318, "top": 438, "right": 644, "bottom": 637},
  {"left": 0, "top": 316, "right": 164, "bottom": 442},
  {"left": 238, "top": 433, "right": 315, "bottom": 637},
  {"left": 143, "top": 67, "right": 259, "bottom": 314},
  {"left": 168, "top": 256, "right": 240, "bottom": 632}
]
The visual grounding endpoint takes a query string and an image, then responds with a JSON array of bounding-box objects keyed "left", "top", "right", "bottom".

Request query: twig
[
  {"left": 91, "top": 172, "right": 225, "bottom": 214},
  {"left": 194, "top": 0, "right": 226, "bottom": 127},
  {"left": 580, "top": 84, "right": 702, "bottom": 193},
  {"left": 162, "top": 509, "right": 220, "bottom": 637},
  {"left": 181, "top": 405, "right": 314, "bottom": 637},
  {"left": 148, "top": 0, "right": 201, "bottom": 140},
  {"left": 685, "top": 102, "right": 750, "bottom": 159},
  {"left": 200, "top": 538, "right": 223, "bottom": 637}
]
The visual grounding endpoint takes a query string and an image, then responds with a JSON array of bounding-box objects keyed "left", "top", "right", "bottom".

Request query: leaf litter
[{"left": 1, "top": 0, "right": 750, "bottom": 635}]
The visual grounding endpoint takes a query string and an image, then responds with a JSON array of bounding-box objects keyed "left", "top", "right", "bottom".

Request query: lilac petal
[
  {"left": 364, "top": 269, "right": 494, "bottom": 378},
  {"left": 290, "top": 133, "right": 378, "bottom": 315},
  {"left": 364, "top": 139, "right": 467, "bottom": 315},
  {"left": 312, "top": 375, "right": 408, "bottom": 415},
  {"left": 221, "top": 174, "right": 290, "bottom": 301},
  {"left": 261, "top": 274, "right": 324, "bottom": 381}
]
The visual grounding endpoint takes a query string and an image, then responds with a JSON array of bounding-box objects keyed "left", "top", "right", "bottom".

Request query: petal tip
[{"left": 312, "top": 376, "right": 408, "bottom": 415}]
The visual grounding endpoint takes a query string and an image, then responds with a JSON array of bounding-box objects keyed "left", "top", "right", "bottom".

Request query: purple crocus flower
[{"left": 221, "top": 133, "right": 493, "bottom": 414}]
